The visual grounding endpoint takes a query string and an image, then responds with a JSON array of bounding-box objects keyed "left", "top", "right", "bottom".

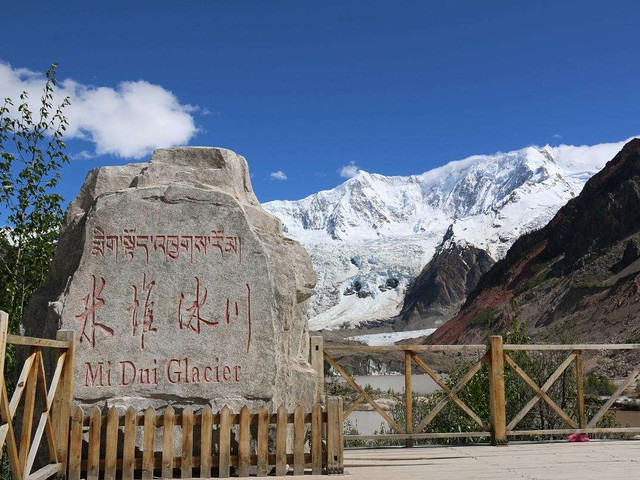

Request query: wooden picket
[{"left": 65, "top": 399, "right": 342, "bottom": 478}]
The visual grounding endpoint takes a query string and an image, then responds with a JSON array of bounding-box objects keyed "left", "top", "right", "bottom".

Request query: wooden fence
[
  {"left": 314, "top": 335, "right": 640, "bottom": 445},
  {"left": 4, "top": 304, "right": 640, "bottom": 478},
  {"left": 67, "top": 398, "right": 344, "bottom": 479},
  {"left": 0, "top": 311, "right": 344, "bottom": 479},
  {"left": 0, "top": 311, "right": 75, "bottom": 480}
]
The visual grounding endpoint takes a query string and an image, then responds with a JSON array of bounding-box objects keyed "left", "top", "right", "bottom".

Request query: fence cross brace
[
  {"left": 410, "top": 352, "right": 489, "bottom": 431},
  {"left": 324, "top": 351, "right": 405, "bottom": 434},
  {"left": 344, "top": 395, "right": 366, "bottom": 419},
  {"left": 415, "top": 353, "right": 489, "bottom": 434},
  {"left": 587, "top": 363, "right": 640, "bottom": 428},
  {"left": 504, "top": 352, "right": 577, "bottom": 430}
]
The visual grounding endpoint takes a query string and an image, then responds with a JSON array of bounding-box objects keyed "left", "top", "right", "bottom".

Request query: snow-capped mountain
[{"left": 263, "top": 138, "right": 634, "bottom": 331}]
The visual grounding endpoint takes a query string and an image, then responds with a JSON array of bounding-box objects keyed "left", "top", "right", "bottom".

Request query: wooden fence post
[
  {"left": 218, "top": 406, "right": 231, "bottom": 478},
  {"left": 162, "top": 406, "right": 175, "bottom": 478},
  {"left": 311, "top": 336, "right": 325, "bottom": 404},
  {"left": 200, "top": 405, "right": 213, "bottom": 478},
  {"left": 104, "top": 407, "right": 119, "bottom": 480},
  {"left": 326, "top": 396, "right": 344, "bottom": 475},
  {"left": 122, "top": 407, "right": 136, "bottom": 480},
  {"left": 275, "top": 405, "right": 287, "bottom": 476},
  {"left": 68, "top": 407, "right": 83, "bottom": 480},
  {"left": 87, "top": 406, "right": 102, "bottom": 480},
  {"left": 142, "top": 407, "right": 155, "bottom": 480},
  {"left": 0, "top": 311, "right": 8, "bottom": 385},
  {"left": 311, "top": 403, "right": 323, "bottom": 475},
  {"left": 238, "top": 406, "right": 250, "bottom": 478},
  {"left": 181, "top": 407, "right": 194, "bottom": 479},
  {"left": 53, "top": 329, "right": 75, "bottom": 478},
  {"left": 404, "top": 351, "right": 413, "bottom": 448},
  {"left": 0, "top": 310, "right": 21, "bottom": 479},
  {"left": 293, "top": 405, "right": 305, "bottom": 476},
  {"left": 489, "top": 336, "right": 507, "bottom": 446},
  {"left": 575, "top": 350, "right": 587, "bottom": 429},
  {"left": 256, "top": 405, "right": 269, "bottom": 477}
]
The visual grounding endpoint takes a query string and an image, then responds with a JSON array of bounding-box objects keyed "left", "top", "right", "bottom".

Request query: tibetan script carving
[{"left": 91, "top": 226, "right": 243, "bottom": 264}]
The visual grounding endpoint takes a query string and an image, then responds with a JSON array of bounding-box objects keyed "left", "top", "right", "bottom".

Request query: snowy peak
[
  {"left": 263, "top": 138, "right": 636, "bottom": 330},
  {"left": 274, "top": 169, "right": 425, "bottom": 242},
  {"left": 428, "top": 138, "right": 640, "bottom": 346},
  {"left": 267, "top": 142, "right": 621, "bottom": 247}
]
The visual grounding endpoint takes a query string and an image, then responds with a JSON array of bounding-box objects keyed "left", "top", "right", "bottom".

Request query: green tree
[
  {"left": 0, "top": 63, "right": 70, "bottom": 334},
  {"left": 0, "top": 62, "right": 69, "bottom": 477}
]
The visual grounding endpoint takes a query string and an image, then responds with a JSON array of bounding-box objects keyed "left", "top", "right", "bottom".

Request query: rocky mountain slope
[
  {"left": 428, "top": 138, "right": 640, "bottom": 345},
  {"left": 396, "top": 226, "right": 495, "bottom": 331},
  {"left": 263, "top": 139, "right": 632, "bottom": 331}
]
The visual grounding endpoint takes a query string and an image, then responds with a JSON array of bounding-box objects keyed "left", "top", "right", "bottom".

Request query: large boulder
[{"left": 23, "top": 147, "right": 317, "bottom": 411}]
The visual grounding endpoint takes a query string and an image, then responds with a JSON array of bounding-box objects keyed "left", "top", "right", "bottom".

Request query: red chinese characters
[
  {"left": 177, "top": 279, "right": 253, "bottom": 353},
  {"left": 75, "top": 275, "right": 113, "bottom": 348},
  {"left": 126, "top": 273, "right": 157, "bottom": 350},
  {"left": 177, "top": 277, "right": 219, "bottom": 333},
  {"left": 225, "top": 284, "right": 252, "bottom": 353}
]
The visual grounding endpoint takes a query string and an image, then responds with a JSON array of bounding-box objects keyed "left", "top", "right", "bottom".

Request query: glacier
[
  {"left": 263, "top": 139, "right": 633, "bottom": 331},
  {"left": 348, "top": 329, "right": 438, "bottom": 346}
]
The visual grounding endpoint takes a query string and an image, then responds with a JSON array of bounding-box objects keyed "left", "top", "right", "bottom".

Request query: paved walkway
[{"left": 329, "top": 440, "right": 640, "bottom": 479}]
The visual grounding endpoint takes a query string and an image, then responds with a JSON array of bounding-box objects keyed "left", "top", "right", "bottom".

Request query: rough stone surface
[{"left": 24, "top": 147, "right": 317, "bottom": 411}]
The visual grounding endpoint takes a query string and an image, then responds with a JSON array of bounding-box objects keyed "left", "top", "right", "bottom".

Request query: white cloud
[
  {"left": 71, "top": 150, "right": 96, "bottom": 160},
  {"left": 0, "top": 61, "right": 198, "bottom": 159},
  {"left": 339, "top": 161, "right": 360, "bottom": 178},
  {"left": 270, "top": 170, "right": 288, "bottom": 180}
]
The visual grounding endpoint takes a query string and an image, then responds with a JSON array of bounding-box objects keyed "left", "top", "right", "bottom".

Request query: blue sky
[{"left": 1, "top": 0, "right": 639, "bottom": 204}]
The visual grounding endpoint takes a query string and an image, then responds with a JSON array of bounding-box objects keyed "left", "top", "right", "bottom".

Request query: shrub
[
  {"left": 584, "top": 372, "right": 617, "bottom": 396},
  {"left": 469, "top": 308, "right": 498, "bottom": 329}
]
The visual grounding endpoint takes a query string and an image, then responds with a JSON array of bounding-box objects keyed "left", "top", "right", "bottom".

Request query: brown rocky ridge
[{"left": 426, "top": 138, "right": 640, "bottom": 349}]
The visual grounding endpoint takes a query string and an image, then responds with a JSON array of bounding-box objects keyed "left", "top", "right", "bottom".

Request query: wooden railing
[
  {"left": 313, "top": 336, "right": 640, "bottom": 445},
  {"left": 502, "top": 342, "right": 640, "bottom": 438},
  {"left": 67, "top": 398, "right": 344, "bottom": 479},
  {"left": 5, "top": 305, "right": 638, "bottom": 478},
  {"left": 0, "top": 311, "right": 76, "bottom": 480}
]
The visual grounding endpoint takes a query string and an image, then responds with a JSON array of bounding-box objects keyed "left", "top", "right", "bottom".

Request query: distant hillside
[{"left": 428, "top": 138, "right": 640, "bottom": 345}]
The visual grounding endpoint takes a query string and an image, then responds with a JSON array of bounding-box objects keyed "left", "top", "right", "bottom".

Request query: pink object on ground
[{"left": 568, "top": 433, "right": 590, "bottom": 442}]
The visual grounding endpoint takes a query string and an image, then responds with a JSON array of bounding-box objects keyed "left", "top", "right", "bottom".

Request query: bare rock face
[
  {"left": 397, "top": 227, "right": 495, "bottom": 330},
  {"left": 24, "top": 147, "right": 317, "bottom": 411}
]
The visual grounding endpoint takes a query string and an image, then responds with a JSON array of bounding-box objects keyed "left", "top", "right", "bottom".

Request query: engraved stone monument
[{"left": 24, "top": 147, "right": 318, "bottom": 410}]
